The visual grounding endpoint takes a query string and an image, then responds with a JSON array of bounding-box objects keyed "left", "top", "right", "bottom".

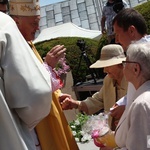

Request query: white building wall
[
  {"left": 39, "top": 0, "right": 100, "bottom": 32},
  {"left": 38, "top": 0, "right": 148, "bottom": 34}
]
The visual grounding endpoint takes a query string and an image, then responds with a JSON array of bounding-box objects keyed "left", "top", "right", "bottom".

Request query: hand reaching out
[
  {"left": 45, "top": 45, "right": 66, "bottom": 68},
  {"left": 59, "top": 93, "right": 79, "bottom": 110},
  {"left": 110, "top": 104, "right": 125, "bottom": 121}
]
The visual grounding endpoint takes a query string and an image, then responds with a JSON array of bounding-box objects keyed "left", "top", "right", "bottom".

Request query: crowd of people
[
  {"left": 61, "top": 2, "right": 150, "bottom": 150},
  {"left": 0, "top": 0, "right": 78, "bottom": 150},
  {"left": 0, "top": 0, "right": 150, "bottom": 150}
]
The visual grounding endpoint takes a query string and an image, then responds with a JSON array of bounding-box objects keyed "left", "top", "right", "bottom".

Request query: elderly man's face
[
  {"left": 13, "top": 15, "right": 40, "bottom": 41},
  {"left": 104, "top": 64, "right": 123, "bottom": 80},
  {"left": 0, "top": 4, "right": 7, "bottom": 13}
]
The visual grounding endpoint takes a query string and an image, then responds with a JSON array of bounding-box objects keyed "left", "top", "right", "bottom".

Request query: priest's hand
[{"left": 45, "top": 45, "right": 66, "bottom": 68}]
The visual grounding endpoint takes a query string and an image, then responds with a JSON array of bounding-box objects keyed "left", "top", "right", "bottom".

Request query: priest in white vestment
[{"left": 0, "top": 12, "right": 52, "bottom": 150}]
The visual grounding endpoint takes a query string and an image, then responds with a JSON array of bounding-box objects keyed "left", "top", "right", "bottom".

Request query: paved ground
[{"left": 77, "top": 140, "right": 99, "bottom": 150}]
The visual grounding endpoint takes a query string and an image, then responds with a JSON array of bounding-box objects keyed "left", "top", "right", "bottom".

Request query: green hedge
[
  {"left": 135, "top": 1, "right": 150, "bottom": 34},
  {"left": 35, "top": 37, "right": 105, "bottom": 84}
]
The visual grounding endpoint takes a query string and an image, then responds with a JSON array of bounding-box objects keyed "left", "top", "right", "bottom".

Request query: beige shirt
[{"left": 84, "top": 75, "right": 128, "bottom": 127}]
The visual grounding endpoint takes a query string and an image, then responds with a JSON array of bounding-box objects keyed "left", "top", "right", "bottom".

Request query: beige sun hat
[
  {"left": 9, "top": 0, "right": 40, "bottom": 16},
  {"left": 90, "top": 44, "right": 126, "bottom": 68}
]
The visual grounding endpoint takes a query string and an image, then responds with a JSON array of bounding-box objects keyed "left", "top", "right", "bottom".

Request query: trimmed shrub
[
  {"left": 135, "top": 1, "right": 150, "bottom": 34},
  {"left": 35, "top": 37, "right": 104, "bottom": 84}
]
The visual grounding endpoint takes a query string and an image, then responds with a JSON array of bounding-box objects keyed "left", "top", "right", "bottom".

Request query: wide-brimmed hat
[
  {"left": 9, "top": 0, "right": 40, "bottom": 16},
  {"left": 90, "top": 44, "right": 126, "bottom": 68}
]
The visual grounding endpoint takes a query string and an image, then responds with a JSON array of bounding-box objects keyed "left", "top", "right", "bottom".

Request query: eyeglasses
[{"left": 122, "top": 61, "right": 140, "bottom": 67}]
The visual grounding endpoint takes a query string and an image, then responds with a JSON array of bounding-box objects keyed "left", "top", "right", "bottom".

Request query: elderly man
[
  {"left": 0, "top": 11, "right": 52, "bottom": 150},
  {"left": 60, "top": 44, "right": 128, "bottom": 131},
  {"left": 9, "top": 0, "right": 78, "bottom": 150}
]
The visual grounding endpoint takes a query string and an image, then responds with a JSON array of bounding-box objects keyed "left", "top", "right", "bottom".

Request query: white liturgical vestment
[{"left": 0, "top": 12, "right": 52, "bottom": 150}]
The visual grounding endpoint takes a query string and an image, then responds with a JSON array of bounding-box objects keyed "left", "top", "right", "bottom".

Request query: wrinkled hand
[
  {"left": 59, "top": 93, "right": 78, "bottom": 110},
  {"left": 45, "top": 45, "right": 66, "bottom": 68},
  {"left": 110, "top": 104, "right": 125, "bottom": 120}
]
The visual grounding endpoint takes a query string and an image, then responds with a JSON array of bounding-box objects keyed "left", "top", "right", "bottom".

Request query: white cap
[{"left": 9, "top": 0, "right": 40, "bottom": 16}]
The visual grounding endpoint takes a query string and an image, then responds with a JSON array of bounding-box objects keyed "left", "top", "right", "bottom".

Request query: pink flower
[
  {"left": 91, "top": 129, "right": 100, "bottom": 138},
  {"left": 54, "top": 57, "right": 70, "bottom": 77}
]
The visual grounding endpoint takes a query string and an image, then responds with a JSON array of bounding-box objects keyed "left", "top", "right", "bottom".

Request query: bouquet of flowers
[
  {"left": 82, "top": 113, "right": 117, "bottom": 148},
  {"left": 69, "top": 113, "right": 91, "bottom": 143}
]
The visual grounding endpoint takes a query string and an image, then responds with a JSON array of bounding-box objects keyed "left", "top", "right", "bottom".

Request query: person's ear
[
  {"left": 128, "top": 25, "right": 136, "bottom": 38},
  {"left": 133, "top": 63, "right": 141, "bottom": 77}
]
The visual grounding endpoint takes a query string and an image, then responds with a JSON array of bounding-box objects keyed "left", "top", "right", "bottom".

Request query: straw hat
[
  {"left": 9, "top": 0, "right": 40, "bottom": 16},
  {"left": 90, "top": 44, "right": 126, "bottom": 68}
]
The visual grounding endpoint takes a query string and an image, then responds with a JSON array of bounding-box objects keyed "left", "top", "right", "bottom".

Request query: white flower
[
  {"left": 86, "top": 134, "right": 92, "bottom": 141},
  {"left": 72, "top": 131, "right": 76, "bottom": 136},
  {"left": 75, "top": 119, "right": 80, "bottom": 125},
  {"left": 75, "top": 137, "right": 79, "bottom": 142},
  {"left": 71, "top": 125, "right": 76, "bottom": 129},
  {"left": 80, "top": 130, "right": 85, "bottom": 135},
  {"left": 81, "top": 137, "right": 86, "bottom": 142},
  {"left": 82, "top": 133, "right": 91, "bottom": 141},
  {"left": 69, "top": 113, "right": 90, "bottom": 143}
]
